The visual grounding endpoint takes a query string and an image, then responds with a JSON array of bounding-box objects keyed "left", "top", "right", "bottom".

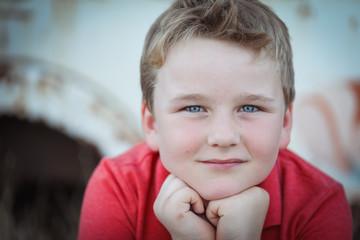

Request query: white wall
[{"left": 1, "top": 0, "right": 360, "bottom": 145}]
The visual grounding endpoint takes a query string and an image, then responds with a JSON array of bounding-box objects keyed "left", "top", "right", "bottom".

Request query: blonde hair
[{"left": 140, "top": 0, "right": 295, "bottom": 112}]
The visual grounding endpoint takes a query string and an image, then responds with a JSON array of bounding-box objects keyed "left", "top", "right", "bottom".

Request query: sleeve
[
  {"left": 78, "top": 158, "right": 137, "bottom": 240},
  {"left": 297, "top": 184, "right": 353, "bottom": 240}
]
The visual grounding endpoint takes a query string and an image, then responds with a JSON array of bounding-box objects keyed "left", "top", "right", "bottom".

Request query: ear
[
  {"left": 141, "top": 101, "right": 159, "bottom": 152},
  {"left": 279, "top": 103, "right": 293, "bottom": 149}
]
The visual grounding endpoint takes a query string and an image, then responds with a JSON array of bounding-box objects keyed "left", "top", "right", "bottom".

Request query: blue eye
[
  {"left": 241, "top": 105, "right": 258, "bottom": 112},
  {"left": 185, "top": 106, "right": 203, "bottom": 112}
]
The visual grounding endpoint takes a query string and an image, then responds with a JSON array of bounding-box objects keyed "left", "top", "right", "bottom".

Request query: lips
[{"left": 201, "top": 159, "right": 245, "bottom": 170}]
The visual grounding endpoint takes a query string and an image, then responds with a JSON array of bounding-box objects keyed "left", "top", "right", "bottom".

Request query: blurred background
[{"left": 0, "top": 0, "right": 359, "bottom": 239}]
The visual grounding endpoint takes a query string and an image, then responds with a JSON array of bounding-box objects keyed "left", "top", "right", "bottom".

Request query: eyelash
[
  {"left": 240, "top": 105, "right": 260, "bottom": 112},
  {"left": 184, "top": 105, "right": 205, "bottom": 113},
  {"left": 183, "top": 105, "right": 261, "bottom": 113}
]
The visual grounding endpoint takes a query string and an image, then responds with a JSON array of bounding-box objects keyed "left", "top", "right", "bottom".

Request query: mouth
[{"left": 201, "top": 159, "right": 245, "bottom": 170}]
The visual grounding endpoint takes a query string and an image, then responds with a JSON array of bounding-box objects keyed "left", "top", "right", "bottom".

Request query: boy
[{"left": 79, "top": 0, "right": 353, "bottom": 239}]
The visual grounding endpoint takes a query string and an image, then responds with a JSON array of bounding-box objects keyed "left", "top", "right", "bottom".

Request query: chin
[{"left": 197, "top": 185, "right": 243, "bottom": 201}]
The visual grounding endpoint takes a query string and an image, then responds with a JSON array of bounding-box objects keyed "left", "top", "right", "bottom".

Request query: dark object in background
[{"left": 0, "top": 115, "right": 101, "bottom": 240}]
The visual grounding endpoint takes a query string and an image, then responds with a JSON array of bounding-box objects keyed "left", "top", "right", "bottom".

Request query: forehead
[
  {"left": 162, "top": 38, "right": 257, "bottom": 70},
  {"left": 157, "top": 38, "right": 281, "bottom": 94}
]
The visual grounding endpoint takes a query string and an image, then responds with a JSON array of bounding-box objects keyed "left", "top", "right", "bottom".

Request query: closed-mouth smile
[{"left": 201, "top": 159, "right": 245, "bottom": 170}]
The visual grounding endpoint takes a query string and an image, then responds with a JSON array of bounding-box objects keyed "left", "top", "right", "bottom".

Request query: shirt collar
[{"left": 258, "top": 160, "right": 282, "bottom": 229}]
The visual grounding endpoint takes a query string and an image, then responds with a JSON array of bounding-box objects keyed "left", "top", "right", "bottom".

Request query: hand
[
  {"left": 206, "top": 186, "right": 269, "bottom": 240},
  {"left": 153, "top": 174, "right": 215, "bottom": 240}
]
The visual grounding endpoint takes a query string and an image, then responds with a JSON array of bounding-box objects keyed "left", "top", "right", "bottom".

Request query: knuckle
[
  {"left": 258, "top": 187, "right": 270, "bottom": 200},
  {"left": 252, "top": 186, "right": 269, "bottom": 196},
  {"left": 251, "top": 187, "right": 270, "bottom": 206}
]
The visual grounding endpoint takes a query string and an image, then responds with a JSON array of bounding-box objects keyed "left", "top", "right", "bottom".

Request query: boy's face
[{"left": 143, "top": 38, "right": 292, "bottom": 200}]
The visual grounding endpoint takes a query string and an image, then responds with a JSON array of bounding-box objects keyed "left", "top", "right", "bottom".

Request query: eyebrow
[
  {"left": 235, "top": 93, "right": 276, "bottom": 103},
  {"left": 170, "top": 93, "right": 210, "bottom": 103},
  {"left": 170, "top": 93, "right": 275, "bottom": 103}
]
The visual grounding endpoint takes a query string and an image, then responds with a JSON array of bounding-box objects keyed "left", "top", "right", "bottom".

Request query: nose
[{"left": 207, "top": 114, "right": 241, "bottom": 148}]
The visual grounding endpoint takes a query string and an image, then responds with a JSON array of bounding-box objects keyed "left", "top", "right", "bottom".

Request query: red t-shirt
[{"left": 78, "top": 142, "right": 352, "bottom": 240}]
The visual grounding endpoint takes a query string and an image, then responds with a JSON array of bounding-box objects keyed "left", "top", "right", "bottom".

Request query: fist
[
  {"left": 153, "top": 174, "right": 215, "bottom": 240},
  {"left": 206, "top": 186, "right": 269, "bottom": 240}
]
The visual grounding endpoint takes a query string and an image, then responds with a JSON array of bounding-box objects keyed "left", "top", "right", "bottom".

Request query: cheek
[
  {"left": 245, "top": 119, "right": 283, "bottom": 159},
  {"left": 157, "top": 119, "right": 202, "bottom": 166},
  {"left": 160, "top": 118, "right": 202, "bottom": 148}
]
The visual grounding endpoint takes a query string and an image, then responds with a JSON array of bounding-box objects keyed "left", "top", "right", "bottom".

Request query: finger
[
  {"left": 157, "top": 174, "right": 187, "bottom": 198},
  {"left": 154, "top": 174, "right": 204, "bottom": 218},
  {"left": 187, "top": 188, "right": 205, "bottom": 215},
  {"left": 205, "top": 187, "right": 270, "bottom": 227},
  {"left": 164, "top": 186, "right": 204, "bottom": 214},
  {"left": 205, "top": 202, "right": 221, "bottom": 227},
  {"left": 240, "top": 186, "right": 270, "bottom": 212},
  {"left": 155, "top": 174, "right": 187, "bottom": 206}
]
